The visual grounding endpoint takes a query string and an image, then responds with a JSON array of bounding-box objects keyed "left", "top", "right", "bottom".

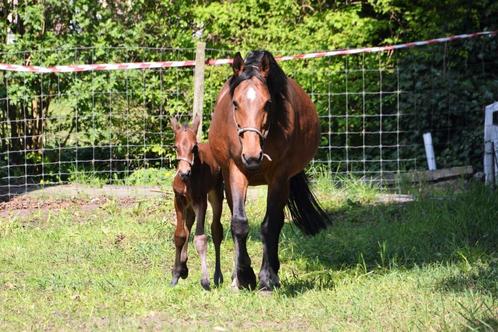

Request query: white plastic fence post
[
  {"left": 423, "top": 132, "right": 437, "bottom": 171},
  {"left": 484, "top": 102, "right": 498, "bottom": 185}
]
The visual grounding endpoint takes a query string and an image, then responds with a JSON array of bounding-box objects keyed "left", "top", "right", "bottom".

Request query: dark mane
[{"left": 229, "top": 51, "right": 288, "bottom": 110}]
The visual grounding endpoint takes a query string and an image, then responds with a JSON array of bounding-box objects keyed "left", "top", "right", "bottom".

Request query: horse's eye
[
  {"left": 264, "top": 101, "right": 272, "bottom": 112},
  {"left": 232, "top": 101, "right": 239, "bottom": 110}
]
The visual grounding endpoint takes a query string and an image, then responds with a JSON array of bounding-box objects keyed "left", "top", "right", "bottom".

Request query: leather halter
[
  {"left": 231, "top": 104, "right": 273, "bottom": 162},
  {"left": 232, "top": 106, "right": 268, "bottom": 140}
]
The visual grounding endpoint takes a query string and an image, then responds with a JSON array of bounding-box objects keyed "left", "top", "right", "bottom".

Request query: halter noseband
[{"left": 176, "top": 156, "right": 194, "bottom": 166}]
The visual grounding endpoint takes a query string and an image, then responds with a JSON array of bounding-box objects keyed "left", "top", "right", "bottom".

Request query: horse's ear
[
  {"left": 191, "top": 113, "right": 201, "bottom": 134},
  {"left": 232, "top": 52, "right": 244, "bottom": 76},
  {"left": 170, "top": 117, "right": 180, "bottom": 132},
  {"left": 260, "top": 53, "right": 270, "bottom": 78}
]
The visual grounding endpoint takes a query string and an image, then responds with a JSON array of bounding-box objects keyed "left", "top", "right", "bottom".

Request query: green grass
[
  {"left": 68, "top": 167, "right": 175, "bottom": 187},
  {"left": 0, "top": 179, "right": 497, "bottom": 330}
]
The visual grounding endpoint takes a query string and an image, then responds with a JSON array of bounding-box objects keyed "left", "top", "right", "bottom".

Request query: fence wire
[{"left": 1, "top": 36, "right": 497, "bottom": 199}]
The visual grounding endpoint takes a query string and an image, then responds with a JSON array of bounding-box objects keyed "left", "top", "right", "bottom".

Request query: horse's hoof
[
  {"left": 258, "top": 269, "right": 280, "bottom": 291},
  {"left": 214, "top": 271, "right": 224, "bottom": 286},
  {"left": 200, "top": 279, "right": 211, "bottom": 291},
  {"left": 170, "top": 277, "right": 179, "bottom": 287},
  {"left": 236, "top": 267, "right": 257, "bottom": 290}
]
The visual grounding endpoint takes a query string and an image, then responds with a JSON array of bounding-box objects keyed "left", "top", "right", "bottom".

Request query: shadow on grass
[
  {"left": 436, "top": 259, "right": 498, "bottom": 297},
  {"left": 271, "top": 183, "right": 498, "bottom": 295}
]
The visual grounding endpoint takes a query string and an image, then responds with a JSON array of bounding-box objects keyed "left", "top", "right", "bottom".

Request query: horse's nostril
[{"left": 241, "top": 151, "right": 263, "bottom": 170}]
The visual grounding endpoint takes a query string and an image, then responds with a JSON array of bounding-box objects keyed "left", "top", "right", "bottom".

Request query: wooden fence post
[{"left": 193, "top": 42, "right": 206, "bottom": 141}]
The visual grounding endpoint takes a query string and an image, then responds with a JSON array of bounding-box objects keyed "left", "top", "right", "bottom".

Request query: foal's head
[
  {"left": 170, "top": 114, "right": 200, "bottom": 181},
  {"left": 229, "top": 51, "right": 287, "bottom": 170}
]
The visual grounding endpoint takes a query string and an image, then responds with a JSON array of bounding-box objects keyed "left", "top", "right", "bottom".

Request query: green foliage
[
  {"left": 124, "top": 168, "right": 174, "bottom": 186},
  {"left": 0, "top": 1, "right": 497, "bottom": 183}
]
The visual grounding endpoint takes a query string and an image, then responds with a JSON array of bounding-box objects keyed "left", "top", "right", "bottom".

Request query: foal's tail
[{"left": 287, "top": 171, "right": 332, "bottom": 236}]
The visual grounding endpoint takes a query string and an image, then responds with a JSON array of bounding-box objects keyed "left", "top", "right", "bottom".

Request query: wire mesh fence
[{"left": 1, "top": 34, "right": 497, "bottom": 198}]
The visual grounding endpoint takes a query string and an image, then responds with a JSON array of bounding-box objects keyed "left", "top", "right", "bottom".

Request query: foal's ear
[
  {"left": 260, "top": 53, "right": 270, "bottom": 78},
  {"left": 232, "top": 52, "right": 244, "bottom": 76},
  {"left": 170, "top": 117, "right": 181, "bottom": 132},
  {"left": 191, "top": 113, "right": 201, "bottom": 134}
]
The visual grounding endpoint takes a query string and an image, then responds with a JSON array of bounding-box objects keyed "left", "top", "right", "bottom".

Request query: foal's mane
[{"left": 229, "top": 51, "right": 288, "bottom": 111}]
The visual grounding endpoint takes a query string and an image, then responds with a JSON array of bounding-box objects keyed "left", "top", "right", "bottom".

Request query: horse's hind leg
[
  {"left": 208, "top": 185, "right": 224, "bottom": 286},
  {"left": 171, "top": 196, "right": 194, "bottom": 286},
  {"left": 194, "top": 199, "right": 211, "bottom": 290}
]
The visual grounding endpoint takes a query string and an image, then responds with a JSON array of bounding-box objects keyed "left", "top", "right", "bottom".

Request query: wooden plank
[
  {"left": 380, "top": 166, "right": 474, "bottom": 185},
  {"left": 192, "top": 42, "right": 206, "bottom": 141}
]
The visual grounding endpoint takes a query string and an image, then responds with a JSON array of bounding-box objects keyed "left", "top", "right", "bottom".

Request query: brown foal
[{"left": 170, "top": 114, "right": 224, "bottom": 290}]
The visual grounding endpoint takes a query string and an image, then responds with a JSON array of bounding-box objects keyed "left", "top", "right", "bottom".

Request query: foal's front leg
[
  {"left": 193, "top": 199, "right": 210, "bottom": 290},
  {"left": 226, "top": 165, "right": 256, "bottom": 290},
  {"left": 171, "top": 195, "right": 194, "bottom": 285}
]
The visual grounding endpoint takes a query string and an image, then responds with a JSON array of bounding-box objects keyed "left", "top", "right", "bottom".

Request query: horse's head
[
  {"left": 229, "top": 51, "right": 285, "bottom": 171},
  {"left": 170, "top": 114, "right": 200, "bottom": 181}
]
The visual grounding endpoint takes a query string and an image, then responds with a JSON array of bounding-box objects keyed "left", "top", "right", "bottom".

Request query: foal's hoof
[
  {"left": 235, "top": 267, "right": 257, "bottom": 290},
  {"left": 180, "top": 266, "right": 189, "bottom": 279},
  {"left": 200, "top": 279, "right": 211, "bottom": 291},
  {"left": 171, "top": 265, "right": 188, "bottom": 286}
]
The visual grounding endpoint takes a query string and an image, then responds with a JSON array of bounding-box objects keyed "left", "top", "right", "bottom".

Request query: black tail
[{"left": 287, "top": 171, "right": 331, "bottom": 236}]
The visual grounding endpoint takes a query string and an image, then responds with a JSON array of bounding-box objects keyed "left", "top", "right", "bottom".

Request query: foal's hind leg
[
  {"left": 208, "top": 186, "right": 224, "bottom": 286},
  {"left": 193, "top": 199, "right": 211, "bottom": 290},
  {"left": 171, "top": 196, "right": 194, "bottom": 286}
]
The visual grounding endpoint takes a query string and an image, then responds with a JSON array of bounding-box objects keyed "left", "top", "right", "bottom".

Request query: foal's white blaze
[{"left": 246, "top": 87, "right": 257, "bottom": 101}]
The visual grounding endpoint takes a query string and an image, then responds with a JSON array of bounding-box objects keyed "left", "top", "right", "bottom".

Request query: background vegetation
[{"left": 0, "top": 0, "right": 497, "bottom": 183}]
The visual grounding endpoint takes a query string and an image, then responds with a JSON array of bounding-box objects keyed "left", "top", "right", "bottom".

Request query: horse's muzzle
[{"left": 241, "top": 152, "right": 263, "bottom": 170}]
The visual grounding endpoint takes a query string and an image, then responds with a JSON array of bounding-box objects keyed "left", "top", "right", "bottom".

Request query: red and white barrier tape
[{"left": 0, "top": 30, "right": 495, "bottom": 73}]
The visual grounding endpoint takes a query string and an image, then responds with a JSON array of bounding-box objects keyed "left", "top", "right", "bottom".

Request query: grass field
[{"left": 0, "top": 177, "right": 497, "bottom": 331}]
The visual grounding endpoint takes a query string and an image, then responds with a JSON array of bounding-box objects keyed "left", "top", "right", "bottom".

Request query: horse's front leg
[
  {"left": 193, "top": 198, "right": 210, "bottom": 290},
  {"left": 226, "top": 165, "right": 256, "bottom": 290},
  {"left": 259, "top": 177, "right": 288, "bottom": 290}
]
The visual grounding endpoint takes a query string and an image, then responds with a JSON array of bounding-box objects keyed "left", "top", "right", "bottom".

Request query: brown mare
[
  {"left": 170, "top": 114, "right": 224, "bottom": 290},
  {"left": 208, "top": 51, "right": 331, "bottom": 290}
]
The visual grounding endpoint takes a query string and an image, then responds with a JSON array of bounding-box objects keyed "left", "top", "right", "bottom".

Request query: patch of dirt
[{"left": 0, "top": 184, "right": 170, "bottom": 219}]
